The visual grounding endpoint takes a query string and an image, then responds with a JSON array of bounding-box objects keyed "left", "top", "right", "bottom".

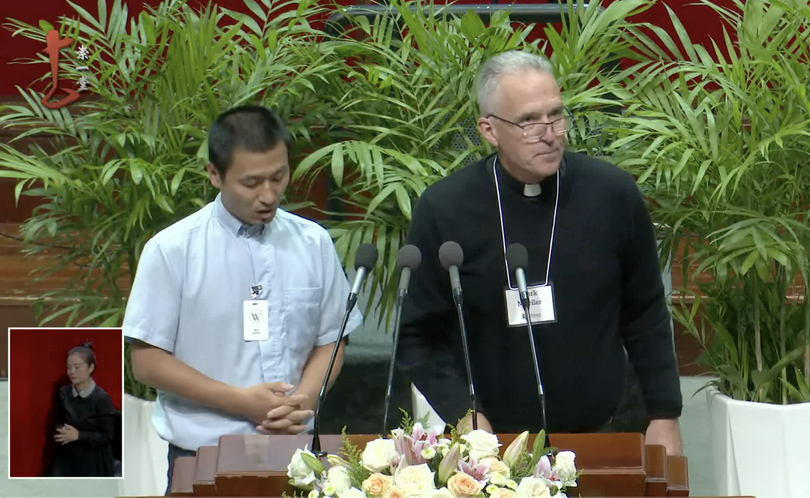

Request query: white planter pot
[
  {"left": 118, "top": 394, "right": 168, "bottom": 497},
  {"left": 707, "top": 386, "right": 810, "bottom": 497}
]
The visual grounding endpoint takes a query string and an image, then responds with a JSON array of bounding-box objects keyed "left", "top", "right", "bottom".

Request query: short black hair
[
  {"left": 68, "top": 341, "right": 97, "bottom": 371},
  {"left": 207, "top": 105, "right": 292, "bottom": 176}
]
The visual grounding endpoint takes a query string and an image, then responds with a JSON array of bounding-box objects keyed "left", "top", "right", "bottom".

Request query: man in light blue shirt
[{"left": 122, "top": 105, "right": 363, "bottom": 493}]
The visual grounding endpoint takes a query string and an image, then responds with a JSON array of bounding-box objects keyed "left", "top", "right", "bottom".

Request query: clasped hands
[
  {"left": 54, "top": 424, "right": 79, "bottom": 445},
  {"left": 241, "top": 382, "right": 313, "bottom": 435}
]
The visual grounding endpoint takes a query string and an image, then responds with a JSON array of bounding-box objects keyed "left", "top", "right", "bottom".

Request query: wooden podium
[{"left": 168, "top": 432, "right": 690, "bottom": 497}]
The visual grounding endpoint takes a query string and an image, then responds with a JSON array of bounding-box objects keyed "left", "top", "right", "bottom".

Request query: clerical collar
[
  {"left": 213, "top": 193, "right": 267, "bottom": 238},
  {"left": 493, "top": 155, "right": 565, "bottom": 198},
  {"left": 72, "top": 378, "right": 96, "bottom": 398},
  {"left": 523, "top": 183, "right": 542, "bottom": 197}
]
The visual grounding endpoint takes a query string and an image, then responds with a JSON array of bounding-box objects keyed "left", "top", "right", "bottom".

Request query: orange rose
[
  {"left": 362, "top": 473, "right": 394, "bottom": 497},
  {"left": 447, "top": 472, "right": 483, "bottom": 497},
  {"left": 382, "top": 486, "right": 406, "bottom": 498}
]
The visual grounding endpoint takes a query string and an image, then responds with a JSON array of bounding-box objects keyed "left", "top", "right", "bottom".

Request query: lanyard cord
[{"left": 492, "top": 156, "right": 560, "bottom": 289}]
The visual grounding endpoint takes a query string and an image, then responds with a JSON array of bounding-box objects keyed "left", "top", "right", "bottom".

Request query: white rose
[
  {"left": 362, "top": 439, "right": 397, "bottom": 473},
  {"left": 327, "top": 466, "right": 353, "bottom": 493},
  {"left": 393, "top": 463, "right": 436, "bottom": 495},
  {"left": 552, "top": 451, "right": 577, "bottom": 482},
  {"left": 287, "top": 448, "right": 318, "bottom": 488},
  {"left": 516, "top": 477, "right": 552, "bottom": 498},
  {"left": 481, "top": 457, "right": 511, "bottom": 478},
  {"left": 339, "top": 488, "right": 367, "bottom": 498},
  {"left": 461, "top": 430, "right": 501, "bottom": 460}
]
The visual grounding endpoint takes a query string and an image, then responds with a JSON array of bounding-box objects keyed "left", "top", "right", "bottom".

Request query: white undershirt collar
[{"left": 523, "top": 183, "right": 542, "bottom": 197}]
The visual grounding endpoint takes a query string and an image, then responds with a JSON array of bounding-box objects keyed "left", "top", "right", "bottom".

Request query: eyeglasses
[{"left": 487, "top": 111, "right": 572, "bottom": 139}]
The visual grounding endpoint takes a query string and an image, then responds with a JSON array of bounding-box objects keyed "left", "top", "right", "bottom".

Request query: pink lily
[
  {"left": 459, "top": 455, "right": 490, "bottom": 486},
  {"left": 534, "top": 454, "right": 552, "bottom": 479}
]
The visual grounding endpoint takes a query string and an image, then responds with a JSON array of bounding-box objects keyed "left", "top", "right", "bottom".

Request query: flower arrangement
[{"left": 286, "top": 414, "right": 579, "bottom": 498}]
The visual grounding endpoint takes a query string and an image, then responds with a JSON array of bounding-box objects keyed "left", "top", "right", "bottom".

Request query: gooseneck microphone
[
  {"left": 438, "top": 241, "right": 477, "bottom": 430},
  {"left": 311, "top": 243, "right": 378, "bottom": 456},
  {"left": 506, "top": 243, "right": 548, "bottom": 445},
  {"left": 382, "top": 245, "right": 422, "bottom": 434}
]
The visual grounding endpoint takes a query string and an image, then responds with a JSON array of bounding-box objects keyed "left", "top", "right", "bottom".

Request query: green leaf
[
  {"left": 529, "top": 430, "right": 548, "bottom": 469},
  {"left": 300, "top": 452, "right": 324, "bottom": 474},
  {"left": 459, "top": 11, "right": 485, "bottom": 40},
  {"left": 765, "top": 247, "right": 789, "bottom": 267},
  {"left": 294, "top": 144, "right": 336, "bottom": 182},
  {"left": 740, "top": 250, "right": 760, "bottom": 275},
  {"left": 331, "top": 143, "right": 345, "bottom": 188},
  {"left": 39, "top": 20, "right": 55, "bottom": 33},
  {"left": 751, "top": 346, "right": 805, "bottom": 391}
]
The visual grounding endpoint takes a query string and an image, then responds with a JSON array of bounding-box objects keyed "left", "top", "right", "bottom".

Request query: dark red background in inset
[{"left": 8, "top": 327, "right": 123, "bottom": 478}]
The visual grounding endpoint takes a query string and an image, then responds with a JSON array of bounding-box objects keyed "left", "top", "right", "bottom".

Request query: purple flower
[
  {"left": 459, "top": 455, "right": 490, "bottom": 486},
  {"left": 534, "top": 454, "right": 552, "bottom": 479},
  {"left": 391, "top": 424, "right": 445, "bottom": 466},
  {"left": 391, "top": 429, "right": 417, "bottom": 466},
  {"left": 414, "top": 423, "right": 444, "bottom": 446}
]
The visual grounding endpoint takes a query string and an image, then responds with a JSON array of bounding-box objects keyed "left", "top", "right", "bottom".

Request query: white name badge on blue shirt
[
  {"left": 243, "top": 300, "right": 269, "bottom": 341},
  {"left": 504, "top": 284, "right": 557, "bottom": 327}
]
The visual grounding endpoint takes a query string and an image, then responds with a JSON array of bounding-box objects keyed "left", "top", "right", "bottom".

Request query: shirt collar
[
  {"left": 72, "top": 378, "right": 96, "bottom": 398},
  {"left": 213, "top": 193, "right": 267, "bottom": 238},
  {"left": 493, "top": 153, "right": 567, "bottom": 199}
]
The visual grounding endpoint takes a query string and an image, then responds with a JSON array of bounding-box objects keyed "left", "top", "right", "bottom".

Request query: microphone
[
  {"left": 347, "top": 243, "right": 378, "bottom": 312},
  {"left": 382, "top": 245, "right": 422, "bottom": 434},
  {"left": 311, "top": 243, "right": 378, "bottom": 456},
  {"left": 506, "top": 243, "right": 548, "bottom": 446},
  {"left": 438, "top": 241, "right": 477, "bottom": 430}
]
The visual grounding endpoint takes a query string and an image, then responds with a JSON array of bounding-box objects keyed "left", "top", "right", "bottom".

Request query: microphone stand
[
  {"left": 382, "top": 290, "right": 406, "bottom": 435},
  {"left": 453, "top": 292, "right": 478, "bottom": 430},
  {"left": 310, "top": 305, "right": 353, "bottom": 457},
  {"left": 520, "top": 295, "right": 548, "bottom": 448}
]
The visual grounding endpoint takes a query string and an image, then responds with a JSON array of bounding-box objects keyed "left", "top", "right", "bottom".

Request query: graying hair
[{"left": 477, "top": 51, "right": 557, "bottom": 116}]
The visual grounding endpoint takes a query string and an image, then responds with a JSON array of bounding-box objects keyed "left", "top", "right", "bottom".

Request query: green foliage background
[{"left": 1, "top": 0, "right": 808, "bottom": 404}]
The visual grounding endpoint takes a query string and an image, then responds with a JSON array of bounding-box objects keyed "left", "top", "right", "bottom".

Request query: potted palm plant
[{"left": 609, "top": 0, "right": 810, "bottom": 495}]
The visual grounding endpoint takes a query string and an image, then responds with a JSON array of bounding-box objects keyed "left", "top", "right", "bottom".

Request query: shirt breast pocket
[{"left": 283, "top": 287, "right": 322, "bottom": 354}]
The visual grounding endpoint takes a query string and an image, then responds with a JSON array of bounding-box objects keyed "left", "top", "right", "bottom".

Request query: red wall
[
  {"left": 8, "top": 328, "right": 123, "bottom": 478},
  {"left": 0, "top": 0, "right": 738, "bottom": 98}
]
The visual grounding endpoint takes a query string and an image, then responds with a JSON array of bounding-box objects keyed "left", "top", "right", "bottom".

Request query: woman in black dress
[{"left": 47, "top": 341, "right": 117, "bottom": 477}]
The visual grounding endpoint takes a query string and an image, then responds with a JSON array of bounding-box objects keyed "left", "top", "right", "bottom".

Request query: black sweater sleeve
[
  {"left": 77, "top": 393, "right": 116, "bottom": 448},
  {"left": 397, "top": 194, "right": 474, "bottom": 426},
  {"left": 618, "top": 180, "right": 683, "bottom": 420},
  {"left": 53, "top": 389, "right": 68, "bottom": 429}
]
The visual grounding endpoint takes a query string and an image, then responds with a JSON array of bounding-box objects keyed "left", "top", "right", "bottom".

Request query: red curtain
[{"left": 8, "top": 328, "right": 123, "bottom": 478}]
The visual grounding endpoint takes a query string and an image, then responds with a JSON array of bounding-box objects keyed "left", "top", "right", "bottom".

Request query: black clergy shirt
[{"left": 396, "top": 151, "right": 683, "bottom": 434}]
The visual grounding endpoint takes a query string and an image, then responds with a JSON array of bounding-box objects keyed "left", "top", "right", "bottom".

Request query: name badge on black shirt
[{"left": 504, "top": 282, "right": 557, "bottom": 327}]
